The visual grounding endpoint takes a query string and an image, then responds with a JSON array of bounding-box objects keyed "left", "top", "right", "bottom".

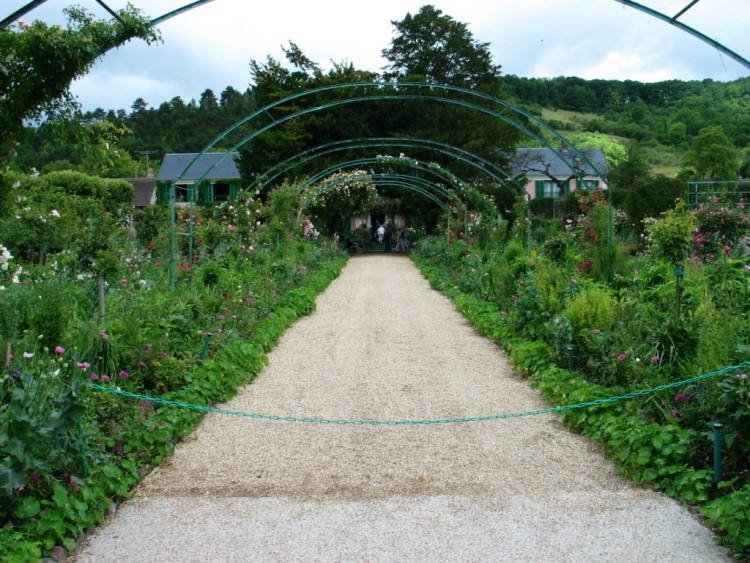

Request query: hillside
[{"left": 538, "top": 108, "right": 683, "bottom": 176}]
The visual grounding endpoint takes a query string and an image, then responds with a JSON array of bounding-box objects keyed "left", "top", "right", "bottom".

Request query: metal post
[
  {"left": 169, "top": 182, "right": 176, "bottom": 289},
  {"left": 526, "top": 195, "right": 532, "bottom": 257},
  {"left": 198, "top": 334, "right": 212, "bottom": 365},
  {"left": 712, "top": 422, "right": 723, "bottom": 485},
  {"left": 567, "top": 344, "right": 575, "bottom": 372},
  {"left": 77, "top": 418, "right": 89, "bottom": 479}
]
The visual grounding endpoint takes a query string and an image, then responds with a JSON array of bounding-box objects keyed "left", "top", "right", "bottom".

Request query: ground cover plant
[
  {"left": 0, "top": 171, "right": 347, "bottom": 560},
  {"left": 412, "top": 188, "right": 750, "bottom": 557}
]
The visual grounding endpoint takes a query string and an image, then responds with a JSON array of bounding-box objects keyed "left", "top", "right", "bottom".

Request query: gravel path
[{"left": 73, "top": 255, "right": 729, "bottom": 562}]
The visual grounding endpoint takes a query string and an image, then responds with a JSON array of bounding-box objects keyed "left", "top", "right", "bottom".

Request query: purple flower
[
  {"left": 138, "top": 361, "right": 147, "bottom": 368},
  {"left": 54, "top": 346, "right": 65, "bottom": 355},
  {"left": 76, "top": 362, "right": 90, "bottom": 370},
  {"left": 570, "top": 279, "right": 578, "bottom": 285},
  {"left": 119, "top": 370, "right": 129, "bottom": 379},
  {"left": 90, "top": 373, "right": 99, "bottom": 380},
  {"left": 592, "top": 329, "right": 602, "bottom": 335},
  {"left": 617, "top": 353, "right": 628, "bottom": 361},
  {"left": 651, "top": 355, "right": 660, "bottom": 363}
]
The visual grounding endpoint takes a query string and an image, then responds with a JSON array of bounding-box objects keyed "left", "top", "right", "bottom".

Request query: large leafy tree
[
  {"left": 682, "top": 125, "right": 739, "bottom": 180},
  {"left": 379, "top": 6, "right": 519, "bottom": 186},
  {"left": 381, "top": 4, "right": 501, "bottom": 89},
  {"left": 0, "top": 5, "right": 159, "bottom": 161},
  {"left": 237, "top": 43, "right": 379, "bottom": 186}
]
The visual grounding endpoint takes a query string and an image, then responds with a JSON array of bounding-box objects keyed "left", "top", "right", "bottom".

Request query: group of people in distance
[
  {"left": 349, "top": 222, "right": 411, "bottom": 253},
  {"left": 373, "top": 221, "right": 411, "bottom": 253}
]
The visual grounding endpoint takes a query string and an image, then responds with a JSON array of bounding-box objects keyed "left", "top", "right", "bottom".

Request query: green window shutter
[
  {"left": 158, "top": 184, "right": 169, "bottom": 203},
  {"left": 564, "top": 180, "right": 571, "bottom": 194},
  {"left": 229, "top": 183, "right": 238, "bottom": 201},
  {"left": 202, "top": 184, "right": 213, "bottom": 203},
  {"left": 535, "top": 180, "right": 544, "bottom": 198},
  {"left": 188, "top": 183, "right": 196, "bottom": 203}
]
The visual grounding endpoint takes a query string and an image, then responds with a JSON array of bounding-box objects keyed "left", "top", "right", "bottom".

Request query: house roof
[
  {"left": 157, "top": 152, "right": 241, "bottom": 182},
  {"left": 512, "top": 147, "right": 609, "bottom": 178}
]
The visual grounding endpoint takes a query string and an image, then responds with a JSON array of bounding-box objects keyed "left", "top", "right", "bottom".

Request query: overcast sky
[{"left": 8, "top": 0, "right": 750, "bottom": 112}]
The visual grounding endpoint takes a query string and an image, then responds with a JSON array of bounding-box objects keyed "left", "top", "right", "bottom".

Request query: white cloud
[
  {"left": 73, "top": 72, "right": 181, "bottom": 111},
  {"left": 8, "top": 0, "right": 749, "bottom": 111},
  {"left": 562, "top": 52, "right": 678, "bottom": 83}
]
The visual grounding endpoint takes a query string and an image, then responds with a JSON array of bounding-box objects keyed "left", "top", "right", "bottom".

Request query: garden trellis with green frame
[{"left": 165, "top": 81, "right": 609, "bottom": 286}]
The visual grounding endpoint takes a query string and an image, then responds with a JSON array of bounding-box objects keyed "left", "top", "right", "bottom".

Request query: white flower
[
  {"left": 0, "top": 244, "right": 12, "bottom": 271},
  {"left": 23, "top": 352, "right": 34, "bottom": 359},
  {"left": 50, "top": 209, "right": 60, "bottom": 218}
]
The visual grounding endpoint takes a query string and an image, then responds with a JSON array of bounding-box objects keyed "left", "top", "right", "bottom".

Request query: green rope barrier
[{"left": 89, "top": 361, "right": 750, "bottom": 426}]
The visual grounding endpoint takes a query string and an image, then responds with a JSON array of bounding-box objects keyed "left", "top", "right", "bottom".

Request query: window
[
  {"left": 535, "top": 180, "right": 569, "bottom": 199},
  {"left": 175, "top": 184, "right": 192, "bottom": 202},
  {"left": 212, "top": 183, "right": 231, "bottom": 201},
  {"left": 579, "top": 179, "right": 600, "bottom": 189}
]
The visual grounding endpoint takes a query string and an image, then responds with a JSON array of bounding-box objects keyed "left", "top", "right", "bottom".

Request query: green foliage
[
  {"left": 381, "top": 4, "right": 500, "bottom": 88},
  {"left": 620, "top": 174, "right": 684, "bottom": 230},
  {"left": 646, "top": 200, "right": 696, "bottom": 267},
  {"left": 683, "top": 126, "right": 739, "bottom": 181},
  {"left": 0, "top": 350, "right": 86, "bottom": 520},
  {"left": 0, "top": 165, "right": 348, "bottom": 556},
  {"left": 305, "top": 170, "right": 377, "bottom": 235},
  {"left": 702, "top": 483, "right": 750, "bottom": 555},
  {"left": 693, "top": 199, "right": 750, "bottom": 259},
  {"left": 564, "top": 284, "right": 617, "bottom": 340},
  {"left": 0, "top": 171, "right": 133, "bottom": 270},
  {"left": 413, "top": 230, "right": 750, "bottom": 556},
  {"left": 0, "top": 5, "right": 159, "bottom": 160},
  {"left": 569, "top": 132, "right": 628, "bottom": 169}
]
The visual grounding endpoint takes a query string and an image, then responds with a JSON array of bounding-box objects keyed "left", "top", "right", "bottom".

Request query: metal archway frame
[
  {"left": 169, "top": 81, "right": 601, "bottom": 286},
  {"left": 613, "top": 0, "right": 750, "bottom": 70},
  {"left": 177, "top": 82, "right": 605, "bottom": 190},
  {"left": 253, "top": 137, "right": 517, "bottom": 194},
  {"left": 309, "top": 172, "right": 458, "bottom": 211},
  {"left": 301, "top": 157, "right": 469, "bottom": 198},
  {"left": 307, "top": 171, "right": 465, "bottom": 241}
]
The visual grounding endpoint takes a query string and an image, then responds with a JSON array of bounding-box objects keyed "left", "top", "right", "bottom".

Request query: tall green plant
[{"left": 646, "top": 200, "right": 696, "bottom": 317}]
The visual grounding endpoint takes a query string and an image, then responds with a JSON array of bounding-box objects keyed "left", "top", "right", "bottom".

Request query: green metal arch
[
  {"left": 310, "top": 172, "right": 456, "bottom": 211},
  {"left": 312, "top": 170, "right": 464, "bottom": 207},
  {"left": 301, "top": 157, "right": 468, "bottom": 198},
  {"left": 371, "top": 176, "right": 453, "bottom": 210},
  {"left": 170, "top": 82, "right": 580, "bottom": 286},
  {"left": 613, "top": 0, "right": 750, "bottom": 70},
  {"left": 254, "top": 137, "right": 517, "bottom": 194},
  {"left": 178, "top": 82, "right": 604, "bottom": 193}
]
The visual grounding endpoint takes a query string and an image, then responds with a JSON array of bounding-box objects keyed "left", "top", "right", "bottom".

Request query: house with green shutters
[
  {"left": 513, "top": 147, "right": 609, "bottom": 200},
  {"left": 156, "top": 152, "right": 242, "bottom": 204}
]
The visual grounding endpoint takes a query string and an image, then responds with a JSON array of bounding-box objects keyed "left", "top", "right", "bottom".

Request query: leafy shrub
[
  {"left": 702, "top": 483, "right": 750, "bottom": 555},
  {"left": 564, "top": 284, "right": 617, "bottom": 341}
]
